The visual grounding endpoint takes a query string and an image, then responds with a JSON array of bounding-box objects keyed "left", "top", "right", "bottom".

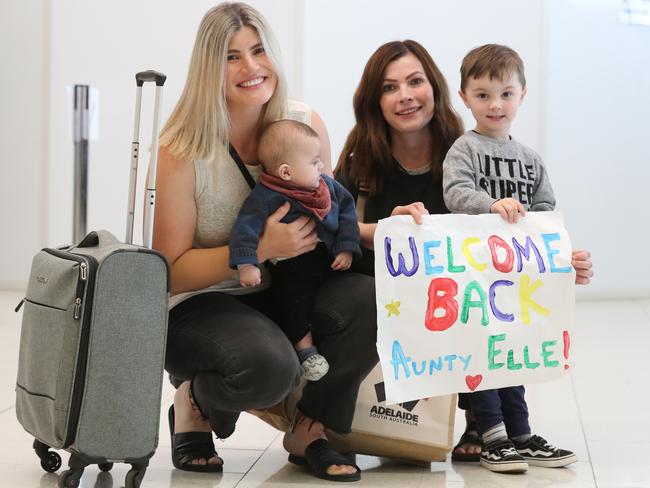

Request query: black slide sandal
[
  {"left": 451, "top": 424, "right": 482, "bottom": 462},
  {"left": 288, "top": 439, "right": 360, "bottom": 482},
  {"left": 168, "top": 405, "right": 223, "bottom": 472},
  {"left": 288, "top": 450, "right": 356, "bottom": 467}
]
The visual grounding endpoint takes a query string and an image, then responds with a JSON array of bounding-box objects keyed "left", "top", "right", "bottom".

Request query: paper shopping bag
[{"left": 250, "top": 364, "right": 456, "bottom": 464}]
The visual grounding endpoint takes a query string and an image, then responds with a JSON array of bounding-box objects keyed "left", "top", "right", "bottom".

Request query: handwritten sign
[{"left": 374, "top": 211, "right": 575, "bottom": 404}]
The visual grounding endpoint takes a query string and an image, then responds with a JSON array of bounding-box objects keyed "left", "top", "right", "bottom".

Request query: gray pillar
[{"left": 73, "top": 84, "right": 89, "bottom": 243}]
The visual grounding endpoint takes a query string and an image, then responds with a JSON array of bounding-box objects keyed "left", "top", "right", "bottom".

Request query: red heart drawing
[{"left": 465, "top": 374, "right": 483, "bottom": 391}]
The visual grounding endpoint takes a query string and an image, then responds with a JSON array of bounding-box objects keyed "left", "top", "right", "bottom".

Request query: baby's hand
[
  {"left": 239, "top": 265, "right": 261, "bottom": 286},
  {"left": 490, "top": 198, "right": 526, "bottom": 223},
  {"left": 331, "top": 251, "right": 353, "bottom": 271}
]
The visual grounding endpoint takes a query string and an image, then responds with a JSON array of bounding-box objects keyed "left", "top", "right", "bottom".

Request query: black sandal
[
  {"left": 288, "top": 439, "right": 361, "bottom": 482},
  {"left": 288, "top": 449, "right": 357, "bottom": 468},
  {"left": 168, "top": 405, "right": 223, "bottom": 472},
  {"left": 451, "top": 422, "right": 482, "bottom": 462}
]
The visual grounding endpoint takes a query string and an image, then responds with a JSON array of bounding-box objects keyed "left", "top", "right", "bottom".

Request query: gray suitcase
[{"left": 15, "top": 71, "right": 169, "bottom": 488}]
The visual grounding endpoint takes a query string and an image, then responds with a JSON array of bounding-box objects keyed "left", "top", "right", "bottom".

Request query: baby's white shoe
[{"left": 301, "top": 354, "right": 329, "bottom": 381}]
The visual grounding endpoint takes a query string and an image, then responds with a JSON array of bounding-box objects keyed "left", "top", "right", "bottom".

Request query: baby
[{"left": 229, "top": 119, "right": 361, "bottom": 381}]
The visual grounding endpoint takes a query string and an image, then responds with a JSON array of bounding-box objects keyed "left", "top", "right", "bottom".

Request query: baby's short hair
[
  {"left": 258, "top": 119, "right": 319, "bottom": 172},
  {"left": 460, "top": 44, "right": 526, "bottom": 92}
]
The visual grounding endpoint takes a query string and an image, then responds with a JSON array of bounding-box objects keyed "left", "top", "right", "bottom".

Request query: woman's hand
[
  {"left": 258, "top": 202, "right": 319, "bottom": 262},
  {"left": 572, "top": 249, "right": 593, "bottom": 285},
  {"left": 391, "top": 202, "right": 429, "bottom": 224}
]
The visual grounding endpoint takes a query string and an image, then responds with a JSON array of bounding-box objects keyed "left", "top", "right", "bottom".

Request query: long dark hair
[{"left": 335, "top": 40, "right": 463, "bottom": 194}]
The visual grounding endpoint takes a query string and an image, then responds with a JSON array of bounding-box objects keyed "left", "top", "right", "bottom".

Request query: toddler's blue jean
[{"left": 459, "top": 386, "right": 530, "bottom": 438}]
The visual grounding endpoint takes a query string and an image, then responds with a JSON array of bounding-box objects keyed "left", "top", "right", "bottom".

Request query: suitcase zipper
[
  {"left": 73, "top": 298, "right": 82, "bottom": 320},
  {"left": 43, "top": 248, "right": 98, "bottom": 448},
  {"left": 73, "top": 262, "right": 87, "bottom": 319},
  {"left": 64, "top": 253, "right": 97, "bottom": 448},
  {"left": 16, "top": 259, "right": 90, "bottom": 315}
]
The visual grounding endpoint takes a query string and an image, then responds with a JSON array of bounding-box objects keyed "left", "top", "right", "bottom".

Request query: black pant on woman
[{"left": 165, "top": 272, "right": 378, "bottom": 437}]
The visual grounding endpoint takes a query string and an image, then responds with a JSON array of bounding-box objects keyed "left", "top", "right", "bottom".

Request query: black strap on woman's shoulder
[
  {"left": 229, "top": 144, "right": 256, "bottom": 190},
  {"left": 355, "top": 179, "right": 370, "bottom": 222}
]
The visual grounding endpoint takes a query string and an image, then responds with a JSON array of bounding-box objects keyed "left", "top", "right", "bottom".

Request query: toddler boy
[{"left": 443, "top": 44, "right": 576, "bottom": 473}]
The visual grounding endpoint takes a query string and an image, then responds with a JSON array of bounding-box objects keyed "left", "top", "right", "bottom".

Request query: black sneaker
[
  {"left": 514, "top": 434, "right": 577, "bottom": 467},
  {"left": 480, "top": 438, "right": 528, "bottom": 473}
]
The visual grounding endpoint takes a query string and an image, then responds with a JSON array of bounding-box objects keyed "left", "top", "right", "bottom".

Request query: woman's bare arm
[
  {"left": 153, "top": 147, "right": 235, "bottom": 295},
  {"left": 359, "top": 222, "right": 377, "bottom": 250},
  {"left": 153, "top": 147, "right": 319, "bottom": 294}
]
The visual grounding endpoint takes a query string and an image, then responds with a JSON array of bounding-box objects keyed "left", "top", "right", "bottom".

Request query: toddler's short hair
[
  {"left": 460, "top": 44, "right": 526, "bottom": 92},
  {"left": 258, "top": 119, "right": 319, "bottom": 172}
]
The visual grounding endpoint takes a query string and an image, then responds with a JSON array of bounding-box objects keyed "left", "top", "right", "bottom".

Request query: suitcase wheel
[
  {"left": 40, "top": 451, "right": 62, "bottom": 473},
  {"left": 32, "top": 440, "right": 62, "bottom": 473},
  {"left": 98, "top": 462, "right": 113, "bottom": 472},
  {"left": 58, "top": 469, "right": 83, "bottom": 488},
  {"left": 125, "top": 467, "right": 146, "bottom": 488}
]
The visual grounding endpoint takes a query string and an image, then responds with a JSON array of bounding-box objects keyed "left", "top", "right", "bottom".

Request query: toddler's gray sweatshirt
[{"left": 443, "top": 130, "right": 555, "bottom": 214}]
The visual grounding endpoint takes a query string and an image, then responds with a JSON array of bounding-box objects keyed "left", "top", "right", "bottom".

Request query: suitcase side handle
[{"left": 135, "top": 70, "right": 167, "bottom": 87}]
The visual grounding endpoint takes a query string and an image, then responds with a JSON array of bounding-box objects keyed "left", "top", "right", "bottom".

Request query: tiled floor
[{"left": 1, "top": 289, "right": 648, "bottom": 487}]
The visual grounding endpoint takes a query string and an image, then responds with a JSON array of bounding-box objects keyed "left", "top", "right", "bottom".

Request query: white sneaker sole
[
  {"left": 480, "top": 458, "right": 529, "bottom": 473},
  {"left": 523, "top": 453, "right": 577, "bottom": 468}
]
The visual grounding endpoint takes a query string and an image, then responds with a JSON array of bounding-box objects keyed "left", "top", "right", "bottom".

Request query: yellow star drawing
[{"left": 385, "top": 299, "right": 401, "bottom": 317}]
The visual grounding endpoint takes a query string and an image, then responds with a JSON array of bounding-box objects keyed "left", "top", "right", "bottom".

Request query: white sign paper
[{"left": 374, "top": 212, "right": 575, "bottom": 404}]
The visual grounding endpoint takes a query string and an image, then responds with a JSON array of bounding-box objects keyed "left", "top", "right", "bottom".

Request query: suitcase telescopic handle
[
  {"left": 126, "top": 71, "right": 166, "bottom": 248},
  {"left": 135, "top": 70, "right": 167, "bottom": 87}
]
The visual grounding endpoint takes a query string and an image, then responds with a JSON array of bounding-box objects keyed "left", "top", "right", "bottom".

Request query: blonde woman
[{"left": 154, "top": 3, "right": 374, "bottom": 481}]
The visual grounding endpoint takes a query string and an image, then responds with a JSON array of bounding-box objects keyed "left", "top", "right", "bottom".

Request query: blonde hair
[
  {"left": 159, "top": 2, "right": 288, "bottom": 162},
  {"left": 258, "top": 120, "right": 319, "bottom": 172}
]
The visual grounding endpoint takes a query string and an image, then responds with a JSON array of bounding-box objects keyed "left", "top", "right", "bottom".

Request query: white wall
[
  {"left": 0, "top": 1, "right": 49, "bottom": 289},
  {"left": 303, "top": 0, "right": 544, "bottom": 165},
  {"left": 542, "top": 0, "right": 650, "bottom": 297},
  {"left": 1, "top": 0, "right": 648, "bottom": 298}
]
